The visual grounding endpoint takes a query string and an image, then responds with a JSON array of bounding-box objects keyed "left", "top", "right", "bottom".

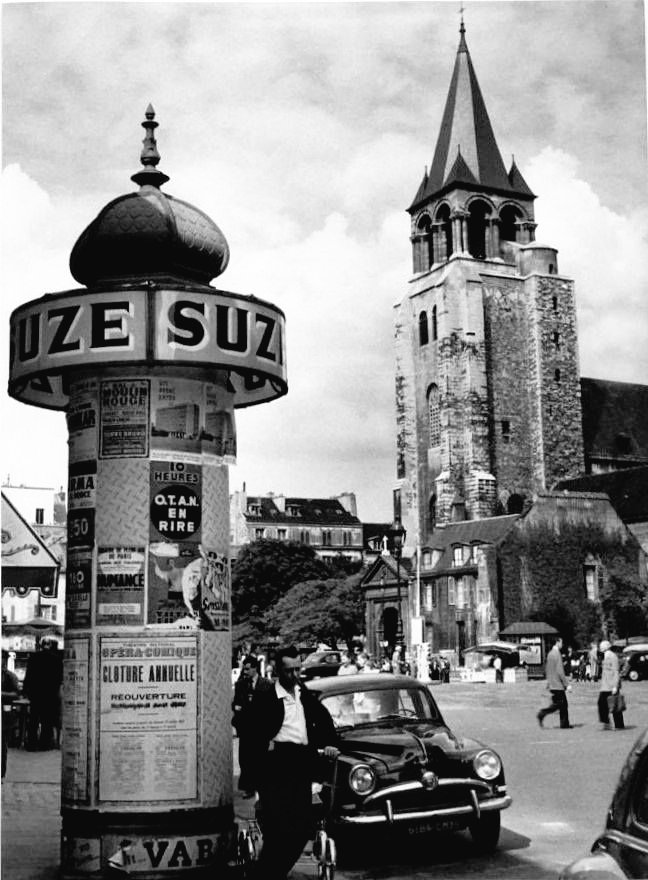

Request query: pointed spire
[
  {"left": 131, "top": 104, "right": 170, "bottom": 188},
  {"left": 409, "top": 22, "right": 535, "bottom": 211}
]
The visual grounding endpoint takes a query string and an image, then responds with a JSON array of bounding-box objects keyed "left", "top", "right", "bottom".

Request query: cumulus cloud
[
  {"left": 527, "top": 147, "right": 648, "bottom": 383},
  {"left": 2, "top": 2, "right": 646, "bottom": 519}
]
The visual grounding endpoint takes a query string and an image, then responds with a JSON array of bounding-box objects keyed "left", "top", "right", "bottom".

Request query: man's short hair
[
  {"left": 275, "top": 646, "right": 299, "bottom": 668},
  {"left": 242, "top": 654, "right": 260, "bottom": 670}
]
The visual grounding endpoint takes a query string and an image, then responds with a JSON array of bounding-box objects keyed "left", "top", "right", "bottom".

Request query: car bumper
[{"left": 337, "top": 778, "right": 512, "bottom": 827}]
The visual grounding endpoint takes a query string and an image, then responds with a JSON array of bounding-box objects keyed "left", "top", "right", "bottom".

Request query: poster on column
[
  {"left": 150, "top": 378, "right": 236, "bottom": 465},
  {"left": 66, "top": 378, "right": 98, "bottom": 463},
  {"left": 61, "top": 638, "right": 90, "bottom": 803},
  {"left": 98, "top": 636, "right": 198, "bottom": 802},
  {"left": 148, "top": 542, "right": 230, "bottom": 629},
  {"left": 66, "top": 548, "right": 92, "bottom": 629},
  {"left": 97, "top": 547, "right": 146, "bottom": 626},
  {"left": 150, "top": 461, "right": 202, "bottom": 544},
  {"left": 99, "top": 379, "right": 150, "bottom": 459}
]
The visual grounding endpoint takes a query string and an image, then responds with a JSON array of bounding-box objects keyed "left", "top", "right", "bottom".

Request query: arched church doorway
[{"left": 379, "top": 606, "right": 399, "bottom": 652}]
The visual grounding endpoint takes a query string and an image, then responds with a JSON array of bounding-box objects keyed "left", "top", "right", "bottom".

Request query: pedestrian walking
[
  {"left": 23, "top": 639, "right": 63, "bottom": 751},
  {"left": 493, "top": 655, "right": 503, "bottom": 684},
  {"left": 2, "top": 650, "right": 20, "bottom": 778},
  {"left": 232, "top": 654, "right": 273, "bottom": 798},
  {"left": 247, "top": 645, "right": 339, "bottom": 880},
  {"left": 597, "top": 640, "right": 625, "bottom": 730},
  {"left": 537, "top": 636, "right": 573, "bottom": 729},
  {"left": 588, "top": 642, "right": 599, "bottom": 682}
]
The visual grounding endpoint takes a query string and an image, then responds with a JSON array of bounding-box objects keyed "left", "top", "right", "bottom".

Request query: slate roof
[
  {"left": 427, "top": 514, "right": 520, "bottom": 574},
  {"left": 244, "top": 496, "right": 361, "bottom": 526},
  {"left": 410, "top": 26, "right": 533, "bottom": 211},
  {"left": 554, "top": 466, "right": 648, "bottom": 525},
  {"left": 580, "top": 378, "right": 648, "bottom": 465}
]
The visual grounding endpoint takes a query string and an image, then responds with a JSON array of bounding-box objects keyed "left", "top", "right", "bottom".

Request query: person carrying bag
[{"left": 598, "top": 640, "right": 625, "bottom": 730}]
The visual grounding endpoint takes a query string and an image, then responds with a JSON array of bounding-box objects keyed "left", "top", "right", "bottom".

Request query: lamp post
[{"left": 389, "top": 519, "right": 406, "bottom": 652}]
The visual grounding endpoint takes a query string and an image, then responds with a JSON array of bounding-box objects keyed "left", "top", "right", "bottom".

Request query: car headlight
[
  {"left": 473, "top": 749, "right": 501, "bottom": 781},
  {"left": 349, "top": 764, "right": 376, "bottom": 795}
]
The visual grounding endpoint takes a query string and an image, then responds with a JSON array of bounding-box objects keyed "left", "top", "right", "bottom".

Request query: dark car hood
[{"left": 339, "top": 723, "right": 487, "bottom": 773}]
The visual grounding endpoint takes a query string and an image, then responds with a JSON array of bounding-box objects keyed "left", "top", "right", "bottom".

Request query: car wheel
[
  {"left": 470, "top": 810, "right": 501, "bottom": 852},
  {"left": 629, "top": 670, "right": 639, "bottom": 681}
]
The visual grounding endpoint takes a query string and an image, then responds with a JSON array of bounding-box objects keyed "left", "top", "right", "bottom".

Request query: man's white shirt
[{"left": 273, "top": 681, "right": 308, "bottom": 744}]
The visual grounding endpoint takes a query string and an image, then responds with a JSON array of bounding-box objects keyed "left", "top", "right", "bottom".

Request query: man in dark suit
[
  {"left": 232, "top": 654, "right": 273, "bottom": 797},
  {"left": 248, "top": 646, "right": 339, "bottom": 880}
]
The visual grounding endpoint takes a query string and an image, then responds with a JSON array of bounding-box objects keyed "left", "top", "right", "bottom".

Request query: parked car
[
  {"left": 299, "top": 650, "right": 342, "bottom": 681},
  {"left": 560, "top": 728, "right": 648, "bottom": 879},
  {"left": 305, "top": 673, "right": 511, "bottom": 852},
  {"left": 621, "top": 646, "right": 648, "bottom": 682}
]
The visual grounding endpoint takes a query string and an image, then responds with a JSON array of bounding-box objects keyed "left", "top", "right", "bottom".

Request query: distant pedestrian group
[{"left": 537, "top": 636, "right": 625, "bottom": 731}]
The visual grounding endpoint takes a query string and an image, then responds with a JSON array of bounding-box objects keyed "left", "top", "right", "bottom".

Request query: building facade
[
  {"left": 230, "top": 488, "right": 365, "bottom": 563},
  {"left": 394, "top": 21, "right": 584, "bottom": 549}
]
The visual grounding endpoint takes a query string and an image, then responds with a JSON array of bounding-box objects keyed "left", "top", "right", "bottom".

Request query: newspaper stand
[{"left": 8, "top": 107, "right": 287, "bottom": 878}]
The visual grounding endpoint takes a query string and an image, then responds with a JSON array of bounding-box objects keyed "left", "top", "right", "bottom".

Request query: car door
[{"left": 616, "top": 748, "right": 648, "bottom": 878}]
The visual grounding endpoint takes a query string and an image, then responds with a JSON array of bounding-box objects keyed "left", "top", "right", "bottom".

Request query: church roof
[
  {"left": 554, "top": 466, "right": 648, "bottom": 526},
  {"left": 580, "top": 377, "right": 648, "bottom": 466},
  {"left": 409, "top": 23, "right": 533, "bottom": 211}
]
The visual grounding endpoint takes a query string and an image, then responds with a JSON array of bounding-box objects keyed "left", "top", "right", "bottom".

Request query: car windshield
[{"left": 321, "top": 686, "right": 441, "bottom": 729}]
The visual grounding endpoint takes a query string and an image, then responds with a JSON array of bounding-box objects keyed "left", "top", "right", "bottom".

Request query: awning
[
  {"left": 1, "top": 492, "right": 59, "bottom": 597},
  {"left": 2, "top": 617, "right": 64, "bottom": 636},
  {"left": 463, "top": 641, "right": 523, "bottom": 654}
]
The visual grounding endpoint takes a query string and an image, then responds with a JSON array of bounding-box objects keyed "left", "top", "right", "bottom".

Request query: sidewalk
[{"left": 1, "top": 743, "right": 318, "bottom": 880}]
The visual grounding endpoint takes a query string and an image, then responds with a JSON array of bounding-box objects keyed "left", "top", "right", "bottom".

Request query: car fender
[{"left": 559, "top": 849, "right": 629, "bottom": 879}]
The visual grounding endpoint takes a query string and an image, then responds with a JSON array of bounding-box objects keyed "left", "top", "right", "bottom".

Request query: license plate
[
  {"left": 406, "top": 819, "right": 461, "bottom": 835},
  {"left": 407, "top": 822, "right": 436, "bottom": 836}
]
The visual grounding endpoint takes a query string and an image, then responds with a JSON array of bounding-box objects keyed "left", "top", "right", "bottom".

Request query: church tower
[{"left": 394, "top": 19, "right": 584, "bottom": 548}]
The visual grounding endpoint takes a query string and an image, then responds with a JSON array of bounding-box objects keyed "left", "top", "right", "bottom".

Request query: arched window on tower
[
  {"left": 419, "top": 311, "right": 429, "bottom": 346},
  {"left": 427, "top": 384, "right": 440, "bottom": 446},
  {"left": 432, "top": 305, "right": 438, "bottom": 341},
  {"left": 507, "top": 494, "right": 525, "bottom": 514},
  {"left": 435, "top": 204, "right": 453, "bottom": 260},
  {"left": 499, "top": 204, "right": 523, "bottom": 244},
  {"left": 553, "top": 331, "right": 560, "bottom": 350},
  {"left": 415, "top": 214, "right": 432, "bottom": 273},
  {"left": 554, "top": 368, "right": 561, "bottom": 383},
  {"left": 467, "top": 200, "right": 490, "bottom": 259}
]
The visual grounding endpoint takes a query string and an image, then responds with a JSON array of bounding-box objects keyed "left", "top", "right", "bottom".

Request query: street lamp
[{"left": 389, "top": 519, "right": 406, "bottom": 652}]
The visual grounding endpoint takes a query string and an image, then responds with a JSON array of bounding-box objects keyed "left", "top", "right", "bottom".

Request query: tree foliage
[
  {"left": 498, "top": 521, "right": 648, "bottom": 647},
  {"left": 265, "top": 573, "right": 365, "bottom": 647},
  {"left": 231, "top": 539, "right": 330, "bottom": 623}
]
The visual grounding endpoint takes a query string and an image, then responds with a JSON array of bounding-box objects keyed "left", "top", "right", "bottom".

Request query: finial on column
[{"left": 131, "top": 104, "right": 170, "bottom": 188}]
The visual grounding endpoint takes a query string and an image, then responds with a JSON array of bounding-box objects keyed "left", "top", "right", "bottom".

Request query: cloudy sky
[{"left": 2, "top": 0, "right": 647, "bottom": 522}]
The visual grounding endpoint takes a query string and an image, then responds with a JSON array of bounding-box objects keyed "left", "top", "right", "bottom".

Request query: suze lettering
[
  {"left": 164, "top": 300, "right": 282, "bottom": 364},
  {"left": 12, "top": 301, "right": 133, "bottom": 365}
]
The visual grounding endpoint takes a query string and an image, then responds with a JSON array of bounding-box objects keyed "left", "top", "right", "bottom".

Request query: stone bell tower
[{"left": 394, "top": 18, "right": 584, "bottom": 548}]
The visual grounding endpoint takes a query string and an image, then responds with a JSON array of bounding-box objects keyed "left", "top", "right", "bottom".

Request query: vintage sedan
[
  {"left": 560, "top": 728, "right": 648, "bottom": 879},
  {"left": 300, "top": 650, "right": 343, "bottom": 681},
  {"left": 306, "top": 673, "right": 511, "bottom": 852}
]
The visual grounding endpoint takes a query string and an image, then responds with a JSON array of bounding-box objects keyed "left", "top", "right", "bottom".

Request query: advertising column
[
  {"left": 8, "top": 109, "right": 287, "bottom": 876},
  {"left": 9, "top": 282, "right": 287, "bottom": 880}
]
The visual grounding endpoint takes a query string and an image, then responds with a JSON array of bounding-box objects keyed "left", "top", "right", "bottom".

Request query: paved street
[{"left": 2, "top": 679, "right": 647, "bottom": 879}]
